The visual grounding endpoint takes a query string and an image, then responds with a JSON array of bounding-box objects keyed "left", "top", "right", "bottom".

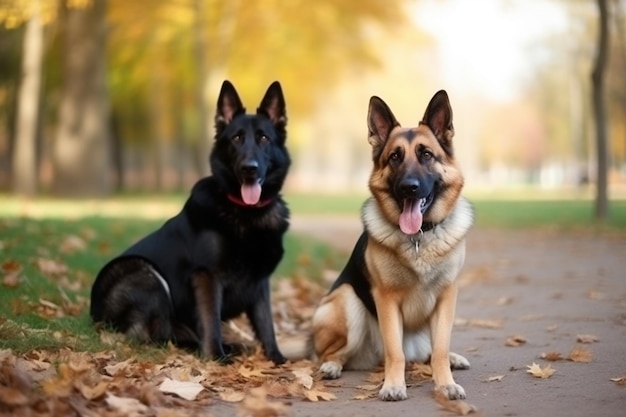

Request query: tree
[
  {"left": 52, "top": 0, "right": 112, "bottom": 196},
  {"left": 12, "top": 0, "right": 43, "bottom": 196},
  {"left": 592, "top": 0, "right": 610, "bottom": 221}
]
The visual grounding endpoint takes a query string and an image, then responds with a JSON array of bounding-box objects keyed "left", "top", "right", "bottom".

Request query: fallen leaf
[
  {"left": 218, "top": 388, "right": 246, "bottom": 403},
  {"left": 238, "top": 364, "right": 266, "bottom": 379},
  {"left": 486, "top": 375, "right": 505, "bottom": 382},
  {"left": 356, "top": 384, "right": 380, "bottom": 391},
  {"left": 610, "top": 376, "right": 626, "bottom": 386},
  {"left": 505, "top": 335, "right": 526, "bottom": 347},
  {"left": 467, "top": 318, "right": 504, "bottom": 329},
  {"left": 2, "top": 272, "right": 21, "bottom": 288},
  {"left": 76, "top": 380, "right": 109, "bottom": 401},
  {"left": 59, "top": 235, "right": 87, "bottom": 253},
  {"left": 1, "top": 259, "right": 21, "bottom": 273},
  {"left": 433, "top": 389, "right": 477, "bottom": 415},
  {"left": 237, "top": 387, "right": 289, "bottom": 417},
  {"left": 302, "top": 385, "right": 336, "bottom": 402},
  {"left": 0, "top": 386, "right": 30, "bottom": 406},
  {"left": 35, "top": 258, "right": 69, "bottom": 277},
  {"left": 526, "top": 362, "right": 555, "bottom": 379},
  {"left": 159, "top": 378, "right": 205, "bottom": 401},
  {"left": 292, "top": 369, "right": 313, "bottom": 390},
  {"left": 568, "top": 346, "right": 592, "bottom": 363},
  {"left": 541, "top": 351, "right": 563, "bottom": 361},
  {"left": 576, "top": 334, "right": 599, "bottom": 344},
  {"left": 105, "top": 393, "right": 149, "bottom": 415}
]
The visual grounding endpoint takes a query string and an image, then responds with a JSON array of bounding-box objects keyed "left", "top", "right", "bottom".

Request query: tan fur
[{"left": 312, "top": 91, "right": 473, "bottom": 401}]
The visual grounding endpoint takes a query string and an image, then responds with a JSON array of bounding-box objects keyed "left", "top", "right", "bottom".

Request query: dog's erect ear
[
  {"left": 257, "top": 81, "right": 287, "bottom": 127},
  {"left": 215, "top": 80, "right": 245, "bottom": 134},
  {"left": 422, "top": 90, "right": 454, "bottom": 155},
  {"left": 368, "top": 96, "right": 400, "bottom": 159}
]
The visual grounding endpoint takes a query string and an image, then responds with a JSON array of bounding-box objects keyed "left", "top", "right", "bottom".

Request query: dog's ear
[
  {"left": 422, "top": 90, "right": 454, "bottom": 156},
  {"left": 215, "top": 80, "right": 245, "bottom": 134},
  {"left": 257, "top": 81, "right": 287, "bottom": 127},
  {"left": 368, "top": 96, "right": 399, "bottom": 160}
]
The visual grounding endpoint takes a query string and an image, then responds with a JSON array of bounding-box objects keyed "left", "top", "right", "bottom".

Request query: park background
[{"left": 0, "top": 0, "right": 624, "bottom": 219}]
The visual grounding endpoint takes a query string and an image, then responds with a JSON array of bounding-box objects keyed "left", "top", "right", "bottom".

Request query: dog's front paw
[
  {"left": 379, "top": 384, "right": 408, "bottom": 401},
  {"left": 319, "top": 361, "right": 343, "bottom": 379},
  {"left": 436, "top": 383, "right": 466, "bottom": 400}
]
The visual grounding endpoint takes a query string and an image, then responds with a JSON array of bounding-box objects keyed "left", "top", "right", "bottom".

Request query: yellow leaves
[{"left": 526, "top": 362, "right": 556, "bottom": 379}]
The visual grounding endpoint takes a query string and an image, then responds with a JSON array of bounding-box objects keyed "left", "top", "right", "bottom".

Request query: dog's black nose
[
  {"left": 399, "top": 178, "right": 420, "bottom": 198},
  {"left": 241, "top": 161, "right": 258, "bottom": 176}
]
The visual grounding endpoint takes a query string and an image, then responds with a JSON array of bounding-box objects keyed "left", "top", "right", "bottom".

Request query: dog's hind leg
[
  {"left": 93, "top": 259, "right": 174, "bottom": 344},
  {"left": 313, "top": 284, "right": 375, "bottom": 379}
]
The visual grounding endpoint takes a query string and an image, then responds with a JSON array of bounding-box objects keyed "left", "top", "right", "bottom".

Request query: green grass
[
  {"left": 1, "top": 191, "right": 624, "bottom": 354},
  {"left": 0, "top": 215, "right": 343, "bottom": 354},
  {"left": 472, "top": 199, "right": 626, "bottom": 229}
]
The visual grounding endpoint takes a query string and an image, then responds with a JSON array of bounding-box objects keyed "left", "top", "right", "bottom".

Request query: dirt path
[{"left": 283, "top": 216, "right": 626, "bottom": 417}]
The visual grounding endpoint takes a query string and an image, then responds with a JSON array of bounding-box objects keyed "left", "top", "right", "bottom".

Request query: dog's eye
[
  {"left": 389, "top": 152, "right": 400, "bottom": 162},
  {"left": 422, "top": 150, "right": 433, "bottom": 160},
  {"left": 232, "top": 135, "right": 242, "bottom": 144},
  {"left": 259, "top": 135, "right": 270, "bottom": 144}
]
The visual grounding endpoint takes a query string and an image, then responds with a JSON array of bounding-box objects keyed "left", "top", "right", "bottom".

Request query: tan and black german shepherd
[{"left": 312, "top": 90, "right": 473, "bottom": 401}]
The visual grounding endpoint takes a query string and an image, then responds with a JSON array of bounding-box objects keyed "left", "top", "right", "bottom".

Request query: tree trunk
[
  {"left": 592, "top": 0, "right": 610, "bottom": 221},
  {"left": 53, "top": 0, "right": 112, "bottom": 196},
  {"left": 193, "top": 0, "right": 211, "bottom": 177},
  {"left": 12, "top": 0, "right": 44, "bottom": 196}
]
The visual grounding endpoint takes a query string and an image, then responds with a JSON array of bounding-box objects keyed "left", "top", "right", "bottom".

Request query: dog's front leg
[
  {"left": 246, "top": 279, "right": 286, "bottom": 365},
  {"left": 191, "top": 270, "right": 226, "bottom": 361},
  {"left": 375, "top": 289, "right": 407, "bottom": 401},
  {"left": 430, "top": 282, "right": 466, "bottom": 400}
]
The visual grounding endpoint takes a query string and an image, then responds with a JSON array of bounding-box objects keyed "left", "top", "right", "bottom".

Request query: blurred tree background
[{"left": 0, "top": 0, "right": 625, "bottom": 205}]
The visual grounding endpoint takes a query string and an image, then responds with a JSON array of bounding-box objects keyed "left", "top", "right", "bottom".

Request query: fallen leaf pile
[
  {"left": 0, "top": 277, "right": 341, "bottom": 417},
  {"left": 0, "top": 343, "right": 336, "bottom": 417}
]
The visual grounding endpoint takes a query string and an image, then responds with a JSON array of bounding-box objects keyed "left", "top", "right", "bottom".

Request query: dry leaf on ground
[
  {"left": 541, "top": 351, "right": 563, "bottom": 361},
  {"left": 568, "top": 346, "right": 593, "bottom": 363},
  {"left": 433, "top": 389, "right": 477, "bottom": 415},
  {"left": 505, "top": 335, "right": 526, "bottom": 347},
  {"left": 105, "top": 393, "right": 150, "bottom": 415},
  {"left": 237, "top": 387, "right": 289, "bottom": 417},
  {"left": 610, "top": 376, "right": 626, "bottom": 386},
  {"left": 526, "top": 362, "right": 555, "bottom": 379},
  {"left": 466, "top": 318, "right": 504, "bottom": 329},
  {"left": 217, "top": 388, "right": 246, "bottom": 403},
  {"left": 486, "top": 375, "right": 505, "bottom": 382},
  {"left": 576, "top": 334, "right": 599, "bottom": 344},
  {"left": 159, "top": 378, "right": 205, "bottom": 401}
]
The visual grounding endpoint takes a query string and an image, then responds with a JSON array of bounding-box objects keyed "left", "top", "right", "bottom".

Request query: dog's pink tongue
[
  {"left": 241, "top": 182, "right": 262, "bottom": 205},
  {"left": 399, "top": 199, "right": 423, "bottom": 235}
]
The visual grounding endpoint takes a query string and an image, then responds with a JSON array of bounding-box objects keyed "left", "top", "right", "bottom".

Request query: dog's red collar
[{"left": 227, "top": 194, "right": 275, "bottom": 208}]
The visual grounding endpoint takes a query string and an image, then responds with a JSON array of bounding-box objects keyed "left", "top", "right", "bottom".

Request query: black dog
[{"left": 90, "top": 80, "right": 290, "bottom": 364}]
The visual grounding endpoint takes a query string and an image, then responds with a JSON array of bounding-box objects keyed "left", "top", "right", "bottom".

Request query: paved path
[{"left": 284, "top": 216, "right": 626, "bottom": 417}]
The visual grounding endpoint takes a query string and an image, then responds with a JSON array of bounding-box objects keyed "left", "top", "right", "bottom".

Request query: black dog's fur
[{"left": 90, "top": 80, "right": 290, "bottom": 364}]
